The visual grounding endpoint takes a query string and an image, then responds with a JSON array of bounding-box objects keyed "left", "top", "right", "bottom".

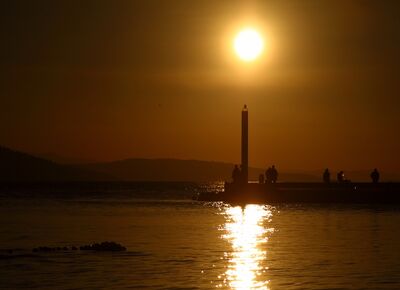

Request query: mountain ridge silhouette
[
  {"left": 3, "top": 145, "right": 398, "bottom": 182},
  {"left": 0, "top": 146, "right": 112, "bottom": 182}
]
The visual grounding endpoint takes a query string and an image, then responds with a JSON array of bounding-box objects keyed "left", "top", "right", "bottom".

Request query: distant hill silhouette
[
  {"left": 34, "top": 153, "right": 100, "bottom": 165},
  {"left": 81, "top": 158, "right": 320, "bottom": 182},
  {"left": 0, "top": 146, "right": 112, "bottom": 182},
  {"left": 5, "top": 145, "right": 393, "bottom": 182}
]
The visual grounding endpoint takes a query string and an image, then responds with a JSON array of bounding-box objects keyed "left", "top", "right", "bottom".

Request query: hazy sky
[{"left": 1, "top": 0, "right": 400, "bottom": 170}]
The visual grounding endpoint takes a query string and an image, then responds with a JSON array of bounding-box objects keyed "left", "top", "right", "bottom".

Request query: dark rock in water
[
  {"left": 80, "top": 241, "right": 126, "bottom": 252},
  {"left": 32, "top": 242, "right": 126, "bottom": 252},
  {"left": 0, "top": 248, "right": 23, "bottom": 254},
  {"left": 32, "top": 246, "right": 60, "bottom": 252}
]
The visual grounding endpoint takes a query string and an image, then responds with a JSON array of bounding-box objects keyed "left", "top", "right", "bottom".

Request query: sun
[{"left": 234, "top": 28, "right": 264, "bottom": 62}]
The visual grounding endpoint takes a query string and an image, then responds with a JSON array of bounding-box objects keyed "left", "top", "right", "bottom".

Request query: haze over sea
[{"left": 1, "top": 182, "right": 400, "bottom": 289}]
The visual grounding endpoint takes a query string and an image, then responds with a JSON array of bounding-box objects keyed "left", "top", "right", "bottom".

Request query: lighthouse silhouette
[{"left": 241, "top": 105, "right": 248, "bottom": 183}]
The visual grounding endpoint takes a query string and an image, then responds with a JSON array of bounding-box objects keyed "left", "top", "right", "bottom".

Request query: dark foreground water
[{"left": 1, "top": 182, "right": 400, "bottom": 289}]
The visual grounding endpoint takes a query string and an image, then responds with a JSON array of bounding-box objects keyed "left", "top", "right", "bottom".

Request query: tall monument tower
[{"left": 241, "top": 105, "right": 248, "bottom": 183}]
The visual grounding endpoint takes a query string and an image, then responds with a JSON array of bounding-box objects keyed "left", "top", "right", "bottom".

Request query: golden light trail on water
[{"left": 220, "top": 205, "right": 274, "bottom": 289}]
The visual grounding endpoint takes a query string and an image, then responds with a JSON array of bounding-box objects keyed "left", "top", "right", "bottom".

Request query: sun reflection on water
[{"left": 221, "top": 204, "right": 273, "bottom": 290}]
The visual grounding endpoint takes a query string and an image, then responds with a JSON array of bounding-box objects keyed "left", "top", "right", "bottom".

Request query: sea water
[{"left": 1, "top": 182, "right": 400, "bottom": 289}]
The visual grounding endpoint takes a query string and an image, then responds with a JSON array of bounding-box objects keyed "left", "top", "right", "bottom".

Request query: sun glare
[{"left": 234, "top": 28, "right": 264, "bottom": 62}]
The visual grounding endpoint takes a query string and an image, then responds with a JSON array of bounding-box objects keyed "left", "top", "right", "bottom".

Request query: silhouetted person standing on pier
[
  {"left": 323, "top": 168, "right": 330, "bottom": 183},
  {"left": 265, "top": 165, "right": 278, "bottom": 183},
  {"left": 337, "top": 171, "right": 345, "bottom": 183},
  {"left": 371, "top": 168, "right": 380, "bottom": 183},
  {"left": 232, "top": 165, "right": 240, "bottom": 183}
]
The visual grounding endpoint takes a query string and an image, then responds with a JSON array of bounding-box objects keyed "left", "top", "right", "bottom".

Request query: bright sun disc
[{"left": 234, "top": 28, "right": 264, "bottom": 62}]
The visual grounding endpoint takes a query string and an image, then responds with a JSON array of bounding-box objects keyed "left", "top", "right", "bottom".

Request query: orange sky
[{"left": 1, "top": 0, "right": 400, "bottom": 171}]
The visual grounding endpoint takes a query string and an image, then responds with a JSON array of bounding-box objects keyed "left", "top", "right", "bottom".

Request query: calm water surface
[{"left": 1, "top": 183, "right": 400, "bottom": 289}]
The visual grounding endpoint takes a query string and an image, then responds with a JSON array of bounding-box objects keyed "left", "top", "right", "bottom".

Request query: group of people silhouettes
[
  {"left": 232, "top": 164, "right": 279, "bottom": 184},
  {"left": 232, "top": 164, "right": 381, "bottom": 184},
  {"left": 323, "top": 168, "right": 380, "bottom": 183},
  {"left": 265, "top": 165, "right": 278, "bottom": 183},
  {"left": 322, "top": 169, "right": 350, "bottom": 183}
]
